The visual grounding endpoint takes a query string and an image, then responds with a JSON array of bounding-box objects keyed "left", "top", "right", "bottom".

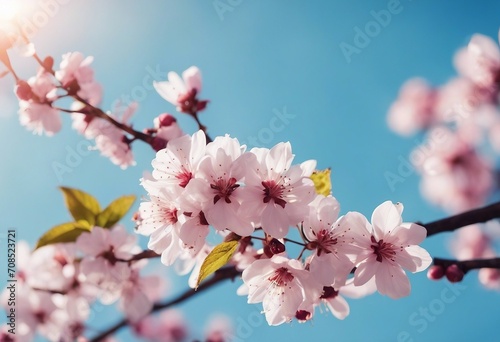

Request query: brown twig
[{"left": 421, "top": 201, "right": 500, "bottom": 237}]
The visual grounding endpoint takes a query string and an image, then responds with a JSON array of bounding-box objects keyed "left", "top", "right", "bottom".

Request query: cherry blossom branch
[
  {"left": 72, "top": 94, "right": 155, "bottom": 145},
  {"left": 88, "top": 266, "right": 241, "bottom": 342},
  {"left": 421, "top": 201, "right": 500, "bottom": 237},
  {"left": 433, "top": 257, "right": 500, "bottom": 273},
  {"left": 116, "top": 249, "right": 160, "bottom": 263}
]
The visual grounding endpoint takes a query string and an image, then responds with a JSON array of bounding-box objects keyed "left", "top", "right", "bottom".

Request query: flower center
[
  {"left": 164, "top": 208, "right": 178, "bottom": 225},
  {"left": 370, "top": 236, "right": 396, "bottom": 263},
  {"left": 268, "top": 267, "right": 294, "bottom": 287},
  {"left": 262, "top": 180, "right": 287, "bottom": 209},
  {"left": 320, "top": 286, "right": 339, "bottom": 299},
  {"left": 176, "top": 169, "right": 193, "bottom": 188},
  {"left": 314, "top": 229, "right": 337, "bottom": 256},
  {"left": 211, "top": 177, "right": 240, "bottom": 204}
]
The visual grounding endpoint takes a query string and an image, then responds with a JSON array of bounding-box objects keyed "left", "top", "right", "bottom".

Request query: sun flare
[{"left": 0, "top": 0, "right": 22, "bottom": 22}]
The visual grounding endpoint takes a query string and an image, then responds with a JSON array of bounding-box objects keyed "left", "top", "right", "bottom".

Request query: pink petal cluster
[
  {"left": 56, "top": 52, "right": 102, "bottom": 106},
  {"left": 1, "top": 226, "right": 164, "bottom": 340},
  {"left": 137, "top": 130, "right": 317, "bottom": 265},
  {"left": 413, "top": 128, "right": 493, "bottom": 212},
  {"left": 16, "top": 71, "right": 61, "bottom": 136},
  {"left": 238, "top": 199, "right": 431, "bottom": 325},
  {"left": 389, "top": 29, "right": 500, "bottom": 213}
]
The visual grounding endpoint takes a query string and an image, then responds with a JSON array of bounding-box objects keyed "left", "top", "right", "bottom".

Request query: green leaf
[
  {"left": 35, "top": 221, "right": 91, "bottom": 249},
  {"left": 95, "top": 195, "right": 136, "bottom": 228},
  {"left": 59, "top": 187, "right": 101, "bottom": 225},
  {"left": 196, "top": 240, "right": 239, "bottom": 288},
  {"left": 310, "top": 168, "right": 332, "bottom": 196}
]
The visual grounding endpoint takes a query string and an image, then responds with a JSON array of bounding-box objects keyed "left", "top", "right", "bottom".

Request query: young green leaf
[
  {"left": 196, "top": 240, "right": 239, "bottom": 288},
  {"left": 95, "top": 195, "right": 136, "bottom": 228},
  {"left": 310, "top": 168, "right": 332, "bottom": 196},
  {"left": 35, "top": 221, "right": 91, "bottom": 249},
  {"left": 59, "top": 187, "right": 101, "bottom": 225}
]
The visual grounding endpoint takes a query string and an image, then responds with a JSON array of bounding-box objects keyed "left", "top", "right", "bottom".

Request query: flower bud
[
  {"left": 43, "top": 56, "right": 54, "bottom": 72},
  {"left": 15, "top": 80, "right": 33, "bottom": 101},
  {"left": 263, "top": 238, "right": 285, "bottom": 258},
  {"left": 427, "top": 265, "right": 445, "bottom": 281},
  {"left": 154, "top": 113, "right": 176, "bottom": 128},
  {"left": 445, "top": 264, "right": 464, "bottom": 283},
  {"left": 151, "top": 137, "right": 168, "bottom": 152}
]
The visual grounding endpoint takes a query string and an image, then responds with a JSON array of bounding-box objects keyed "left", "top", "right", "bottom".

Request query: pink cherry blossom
[
  {"left": 450, "top": 224, "right": 490, "bottom": 260},
  {"left": 56, "top": 52, "right": 102, "bottom": 105},
  {"left": 134, "top": 310, "right": 188, "bottom": 342},
  {"left": 22, "top": 243, "right": 77, "bottom": 293},
  {"left": 118, "top": 270, "right": 162, "bottom": 323},
  {"left": 302, "top": 195, "right": 357, "bottom": 288},
  {"left": 204, "top": 314, "right": 233, "bottom": 342},
  {"left": 91, "top": 103, "right": 137, "bottom": 169},
  {"left": 415, "top": 129, "right": 493, "bottom": 212},
  {"left": 152, "top": 113, "right": 184, "bottom": 151},
  {"left": 183, "top": 134, "right": 254, "bottom": 236},
  {"left": 454, "top": 32, "right": 500, "bottom": 89},
  {"left": 76, "top": 226, "right": 138, "bottom": 300},
  {"left": 242, "top": 255, "right": 321, "bottom": 326},
  {"left": 350, "top": 201, "right": 432, "bottom": 299},
  {"left": 151, "top": 130, "right": 206, "bottom": 189},
  {"left": 153, "top": 66, "right": 208, "bottom": 114},
  {"left": 387, "top": 78, "right": 436, "bottom": 136},
  {"left": 17, "top": 70, "right": 61, "bottom": 136},
  {"left": 239, "top": 142, "right": 317, "bottom": 238}
]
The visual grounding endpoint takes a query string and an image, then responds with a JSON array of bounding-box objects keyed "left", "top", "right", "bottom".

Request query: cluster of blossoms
[
  {"left": 0, "top": 227, "right": 234, "bottom": 342},
  {"left": 11, "top": 48, "right": 204, "bottom": 169},
  {"left": 387, "top": 29, "right": 500, "bottom": 213},
  {"left": 137, "top": 130, "right": 432, "bottom": 325},
  {"left": 0, "top": 226, "right": 164, "bottom": 341}
]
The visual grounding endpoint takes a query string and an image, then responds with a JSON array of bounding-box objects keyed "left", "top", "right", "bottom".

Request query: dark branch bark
[
  {"left": 88, "top": 266, "right": 241, "bottom": 342},
  {"left": 421, "top": 201, "right": 500, "bottom": 237},
  {"left": 433, "top": 257, "right": 500, "bottom": 273}
]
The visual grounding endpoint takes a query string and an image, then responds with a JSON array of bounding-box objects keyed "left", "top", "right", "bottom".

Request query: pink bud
[
  {"left": 154, "top": 113, "right": 176, "bottom": 128},
  {"left": 43, "top": 56, "right": 54, "bottom": 72},
  {"left": 151, "top": 137, "right": 168, "bottom": 152},
  {"left": 427, "top": 265, "right": 445, "bottom": 281},
  {"left": 445, "top": 264, "right": 464, "bottom": 283},
  {"left": 263, "top": 238, "right": 285, "bottom": 258},
  {"left": 15, "top": 80, "right": 33, "bottom": 101}
]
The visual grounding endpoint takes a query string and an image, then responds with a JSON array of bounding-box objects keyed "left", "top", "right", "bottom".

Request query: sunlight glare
[{"left": 0, "top": 0, "right": 22, "bottom": 22}]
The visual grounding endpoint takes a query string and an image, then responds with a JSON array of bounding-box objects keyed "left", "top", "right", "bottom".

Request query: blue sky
[{"left": 1, "top": 0, "right": 500, "bottom": 341}]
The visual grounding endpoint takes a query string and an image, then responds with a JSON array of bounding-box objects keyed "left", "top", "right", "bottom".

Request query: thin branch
[
  {"left": 88, "top": 266, "right": 241, "bottom": 342},
  {"left": 421, "top": 201, "right": 500, "bottom": 237},
  {"left": 433, "top": 257, "right": 500, "bottom": 273},
  {"left": 114, "top": 249, "right": 160, "bottom": 263},
  {"left": 192, "top": 112, "right": 212, "bottom": 143},
  {"left": 72, "top": 95, "right": 154, "bottom": 145}
]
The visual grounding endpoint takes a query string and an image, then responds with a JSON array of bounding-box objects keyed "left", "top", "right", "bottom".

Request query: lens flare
[{"left": 0, "top": 0, "right": 21, "bottom": 22}]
